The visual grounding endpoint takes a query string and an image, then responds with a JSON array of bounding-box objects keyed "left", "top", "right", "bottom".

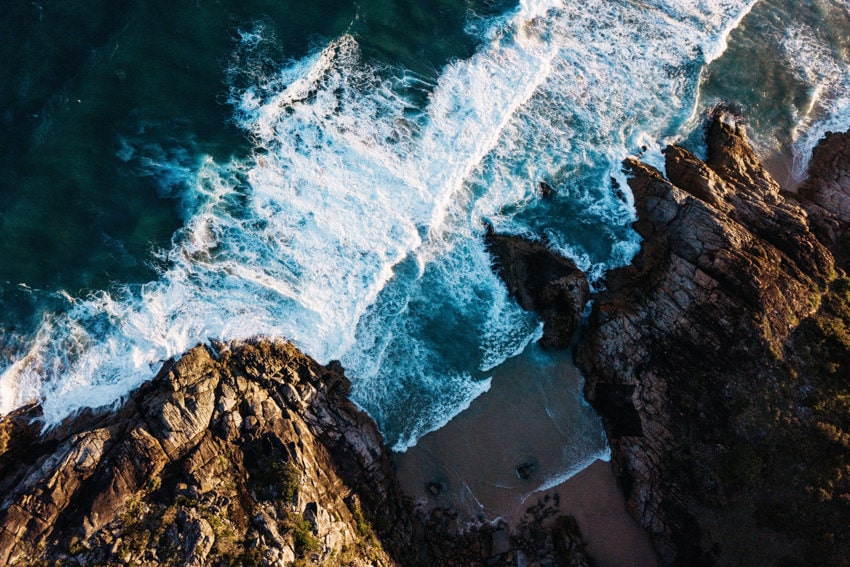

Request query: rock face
[
  {"left": 574, "top": 113, "right": 850, "bottom": 565},
  {"left": 484, "top": 112, "right": 850, "bottom": 565},
  {"left": 0, "top": 339, "right": 411, "bottom": 566},
  {"left": 485, "top": 231, "right": 589, "bottom": 348},
  {"left": 798, "top": 129, "right": 850, "bottom": 257}
]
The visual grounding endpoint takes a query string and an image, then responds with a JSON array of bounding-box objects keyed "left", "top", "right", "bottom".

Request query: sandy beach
[{"left": 394, "top": 344, "right": 658, "bottom": 566}]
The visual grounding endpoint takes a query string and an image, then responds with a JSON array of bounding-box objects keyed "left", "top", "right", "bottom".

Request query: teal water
[
  {"left": 1, "top": 0, "right": 849, "bottom": 487},
  {"left": 695, "top": 0, "right": 850, "bottom": 180},
  {"left": 0, "top": 0, "right": 502, "bottom": 335}
]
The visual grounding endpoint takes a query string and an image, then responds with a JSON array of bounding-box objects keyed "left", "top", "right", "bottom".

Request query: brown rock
[
  {"left": 0, "top": 339, "right": 411, "bottom": 566},
  {"left": 575, "top": 113, "right": 849, "bottom": 564}
]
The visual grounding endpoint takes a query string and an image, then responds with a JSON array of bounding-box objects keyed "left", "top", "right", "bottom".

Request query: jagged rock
[
  {"left": 798, "top": 129, "right": 850, "bottom": 260},
  {"left": 485, "top": 232, "right": 589, "bottom": 348},
  {"left": 0, "top": 339, "right": 410, "bottom": 566},
  {"left": 173, "top": 508, "right": 215, "bottom": 567},
  {"left": 0, "top": 338, "right": 594, "bottom": 566},
  {"left": 574, "top": 112, "right": 850, "bottom": 565},
  {"left": 467, "top": 107, "right": 850, "bottom": 565}
]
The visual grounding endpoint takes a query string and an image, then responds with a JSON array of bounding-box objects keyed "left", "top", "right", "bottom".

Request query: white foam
[
  {"left": 781, "top": 21, "right": 850, "bottom": 179},
  {"left": 528, "top": 446, "right": 611, "bottom": 496},
  {"left": 1, "top": 0, "right": 760, "bottom": 451},
  {"left": 467, "top": 0, "right": 758, "bottom": 236},
  {"left": 702, "top": 0, "right": 761, "bottom": 64}
]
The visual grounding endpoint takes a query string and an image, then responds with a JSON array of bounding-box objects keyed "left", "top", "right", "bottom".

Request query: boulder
[{"left": 485, "top": 231, "right": 589, "bottom": 348}]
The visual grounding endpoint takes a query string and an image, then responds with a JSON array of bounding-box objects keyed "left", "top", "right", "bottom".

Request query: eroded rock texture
[
  {"left": 0, "top": 340, "right": 411, "bottom": 566},
  {"left": 575, "top": 114, "right": 850, "bottom": 565},
  {"left": 484, "top": 111, "right": 850, "bottom": 565}
]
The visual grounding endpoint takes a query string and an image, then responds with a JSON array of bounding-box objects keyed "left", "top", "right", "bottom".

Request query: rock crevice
[{"left": 575, "top": 113, "right": 850, "bottom": 565}]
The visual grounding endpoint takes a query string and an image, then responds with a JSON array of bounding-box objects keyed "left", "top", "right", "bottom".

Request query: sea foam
[
  {"left": 2, "top": 0, "right": 760, "bottom": 452},
  {"left": 781, "top": 13, "right": 850, "bottom": 179}
]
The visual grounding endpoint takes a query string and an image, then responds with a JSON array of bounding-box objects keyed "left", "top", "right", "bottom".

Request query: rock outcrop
[
  {"left": 484, "top": 110, "right": 850, "bottom": 565},
  {"left": 798, "top": 129, "right": 850, "bottom": 260},
  {"left": 0, "top": 339, "right": 412, "bottom": 566},
  {"left": 7, "top": 110, "right": 848, "bottom": 567},
  {"left": 574, "top": 113, "right": 850, "bottom": 565},
  {"left": 419, "top": 494, "right": 591, "bottom": 567},
  {"left": 485, "top": 231, "right": 589, "bottom": 348}
]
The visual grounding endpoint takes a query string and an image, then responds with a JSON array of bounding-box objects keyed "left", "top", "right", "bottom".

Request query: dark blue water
[{"left": 0, "top": 0, "right": 506, "bottom": 334}]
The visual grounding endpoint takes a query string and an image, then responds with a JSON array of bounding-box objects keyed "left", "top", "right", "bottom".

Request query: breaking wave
[{"left": 2, "top": 0, "right": 759, "bottom": 451}]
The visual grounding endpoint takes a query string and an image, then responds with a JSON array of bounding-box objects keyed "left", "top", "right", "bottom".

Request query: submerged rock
[{"left": 538, "top": 180, "right": 554, "bottom": 199}]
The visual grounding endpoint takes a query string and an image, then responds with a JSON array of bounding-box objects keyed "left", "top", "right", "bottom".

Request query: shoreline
[
  {"left": 554, "top": 460, "right": 657, "bottom": 567},
  {"left": 761, "top": 143, "right": 804, "bottom": 192},
  {"left": 3, "top": 123, "right": 846, "bottom": 564},
  {"left": 394, "top": 343, "right": 658, "bottom": 566}
]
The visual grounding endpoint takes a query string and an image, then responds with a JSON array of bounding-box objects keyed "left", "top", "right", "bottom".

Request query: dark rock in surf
[
  {"left": 515, "top": 460, "right": 537, "bottom": 481},
  {"left": 485, "top": 233, "right": 589, "bottom": 348},
  {"left": 797, "top": 129, "right": 850, "bottom": 263}
]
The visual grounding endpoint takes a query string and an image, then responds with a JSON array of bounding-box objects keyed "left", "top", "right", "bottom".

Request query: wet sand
[
  {"left": 556, "top": 460, "right": 658, "bottom": 567},
  {"left": 762, "top": 145, "right": 804, "bottom": 192},
  {"left": 394, "top": 344, "right": 657, "bottom": 566}
]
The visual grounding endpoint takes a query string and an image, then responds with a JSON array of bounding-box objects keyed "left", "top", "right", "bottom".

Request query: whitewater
[{"left": 1, "top": 0, "right": 848, "bottom": 466}]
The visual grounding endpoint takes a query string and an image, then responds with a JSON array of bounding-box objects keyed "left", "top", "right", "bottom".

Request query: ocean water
[{"left": 1, "top": 0, "right": 848, "bottom": 477}]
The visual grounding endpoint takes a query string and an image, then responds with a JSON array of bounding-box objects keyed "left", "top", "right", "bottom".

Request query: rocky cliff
[
  {"left": 4, "top": 113, "right": 849, "bottom": 567},
  {"left": 0, "top": 338, "right": 592, "bottom": 566},
  {"left": 574, "top": 113, "right": 850, "bottom": 565},
  {"left": 0, "top": 339, "right": 413, "bottom": 566}
]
